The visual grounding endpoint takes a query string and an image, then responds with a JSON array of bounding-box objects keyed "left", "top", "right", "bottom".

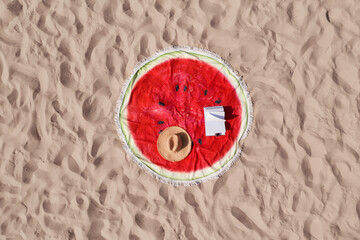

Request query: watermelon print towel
[{"left": 115, "top": 48, "right": 253, "bottom": 185}]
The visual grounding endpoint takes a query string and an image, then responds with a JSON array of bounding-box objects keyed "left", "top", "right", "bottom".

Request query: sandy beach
[{"left": 0, "top": 0, "right": 359, "bottom": 239}]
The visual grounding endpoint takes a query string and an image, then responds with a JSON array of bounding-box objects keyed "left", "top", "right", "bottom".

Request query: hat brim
[{"left": 157, "top": 126, "right": 192, "bottom": 162}]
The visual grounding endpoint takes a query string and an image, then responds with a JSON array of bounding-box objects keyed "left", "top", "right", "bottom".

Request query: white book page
[
  {"left": 205, "top": 112, "right": 225, "bottom": 122},
  {"left": 204, "top": 106, "right": 224, "bottom": 113},
  {"left": 204, "top": 106, "right": 226, "bottom": 136},
  {"left": 205, "top": 121, "right": 226, "bottom": 136}
]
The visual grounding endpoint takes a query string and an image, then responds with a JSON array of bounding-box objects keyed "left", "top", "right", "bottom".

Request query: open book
[{"left": 204, "top": 106, "right": 226, "bottom": 136}]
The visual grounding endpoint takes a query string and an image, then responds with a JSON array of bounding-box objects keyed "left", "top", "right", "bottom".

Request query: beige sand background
[{"left": 0, "top": 0, "right": 359, "bottom": 239}]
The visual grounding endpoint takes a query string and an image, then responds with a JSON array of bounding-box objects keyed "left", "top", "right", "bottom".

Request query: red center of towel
[{"left": 127, "top": 58, "right": 242, "bottom": 172}]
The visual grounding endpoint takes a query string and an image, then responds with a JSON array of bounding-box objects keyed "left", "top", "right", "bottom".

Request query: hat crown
[{"left": 169, "top": 134, "right": 182, "bottom": 152}]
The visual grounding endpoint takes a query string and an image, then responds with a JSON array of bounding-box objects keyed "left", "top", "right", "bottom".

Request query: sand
[{"left": 0, "top": 0, "right": 359, "bottom": 239}]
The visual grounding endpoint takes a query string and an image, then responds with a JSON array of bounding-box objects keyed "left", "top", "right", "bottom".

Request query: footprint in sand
[
  {"left": 105, "top": 50, "right": 115, "bottom": 75},
  {"left": 42, "top": 192, "right": 68, "bottom": 215},
  {"left": 155, "top": 0, "right": 172, "bottom": 15},
  {"left": 158, "top": 185, "right": 168, "bottom": 202},
  {"left": 184, "top": 191, "right": 199, "bottom": 208},
  {"left": 85, "top": 31, "right": 108, "bottom": 61},
  {"left": 134, "top": 213, "right": 165, "bottom": 240},
  {"left": 37, "top": 14, "right": 59, "bottom": 37},
  {"left": 292, "top": 189, "right": 310, "bottom": 212},
  {"left": 0, "top": 202, "right": 26, "bottom": 236},
  {"left": 7, "top": 0, "right": 23, "bottom": 16},
  {"left": 59, "top": 62, "right": 78, "bottom": 89},
  {"left": 121, "top": 0, "right": 144, "bottom": 18},
  {"left": 67, "top": 151, "right": 84, "bottom": 174},
  {"left": 58, "top": 39, "right": 73, "bottom": 61},
  {"left": 331, "top": 161, "right": 359, "bottom": 188},
  {"left": 303, "top": 216, "right": 324, "bottom": 240},
  {"left": 102, "top": 0, "right": 118, "bottom": 24},
  {"left": 52, "top": 7, "right": 76, "bottom": 31},
  {"left": 287, "top": 1, "right": 307, "bottom": 28},
  {"left": 297, "top": 131, "right": 326, "bottom": 158},
  {"left": 75, "top": 194, "right": 90, "bottom": 211},
  {"left": 91, "top": 135, "right": 108, "bottom": 157},
  {"left": 86, "top": 219, "right": 111, "bottom": 240},
  {"left": 212, "top": 174, "right": 228, "bottom": 195},
  {"left": 199, "top": 0, "right": 223, "bottom": 15},
  {"left": 177, "top": 14, "right": 203, "bottom": 39},
  {"left": 98, "top": 179, "right": 117, "bottom": 205},
  {"left": 82, "top": 87, "right": 112, "bottom": 122},
  {"left": 180, "top": 211, "right": 197, "bottom": 240},
  {"left": 129, "top": 233, "right": 141, "bottom": 240},
  {"left": 0, "top": 95, "right": 13, "bottom": 125},
  {"left": 301, "top": 156, "right": 325, "bottom": 188},
  {"left": 22, "top": 161, "right": 38, "bottom": 184},
  {"left": 333, "top": 53, "right": 359, "bottom": 95},
  {"left": 162, "top": 27, "right": 176, "bottom": 44},
  {"left": 231, "top": 206, "right": 257, "bottom": 230},
  {"left": 138, "top": 34, "right": 157, "bottom": 62}
]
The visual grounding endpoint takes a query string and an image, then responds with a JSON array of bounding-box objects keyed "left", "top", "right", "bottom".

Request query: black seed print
[
  {"left": 158, "top": 121, "right": 165, "bottom": 124},
  {"left": 158, "top": 102, "right": 165, "bottom": 106},
  {"left": 159, "top": 130, "right": 163, "bottom": 134},
  {"left": 184, "top": 86, "right": 187, "bottom": 92},
  {"left": 204, "top": 90, "right": 208, "bottom": 96},
  {"left": 198, "top": 138, "right": 202, "bottom": 144},
  {"left": 176, "top": 85, "right": 179, "bottom": 91},
  {"left": 215, "top": 100, "right": 221, "bottom": 104}
]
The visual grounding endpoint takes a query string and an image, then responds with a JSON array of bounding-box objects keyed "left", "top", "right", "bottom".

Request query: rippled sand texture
[{"left": 0, "top": 0, "right": 360, "bottom": 239}]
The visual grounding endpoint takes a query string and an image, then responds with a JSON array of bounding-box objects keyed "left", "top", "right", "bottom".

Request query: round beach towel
[{"left": 115, "top": 47, "right": 253, "bottom": 185}]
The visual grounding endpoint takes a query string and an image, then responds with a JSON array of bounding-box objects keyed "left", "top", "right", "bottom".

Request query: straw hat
[{"left": 157, "top": 126, "right": 192, "bottom": 162}]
